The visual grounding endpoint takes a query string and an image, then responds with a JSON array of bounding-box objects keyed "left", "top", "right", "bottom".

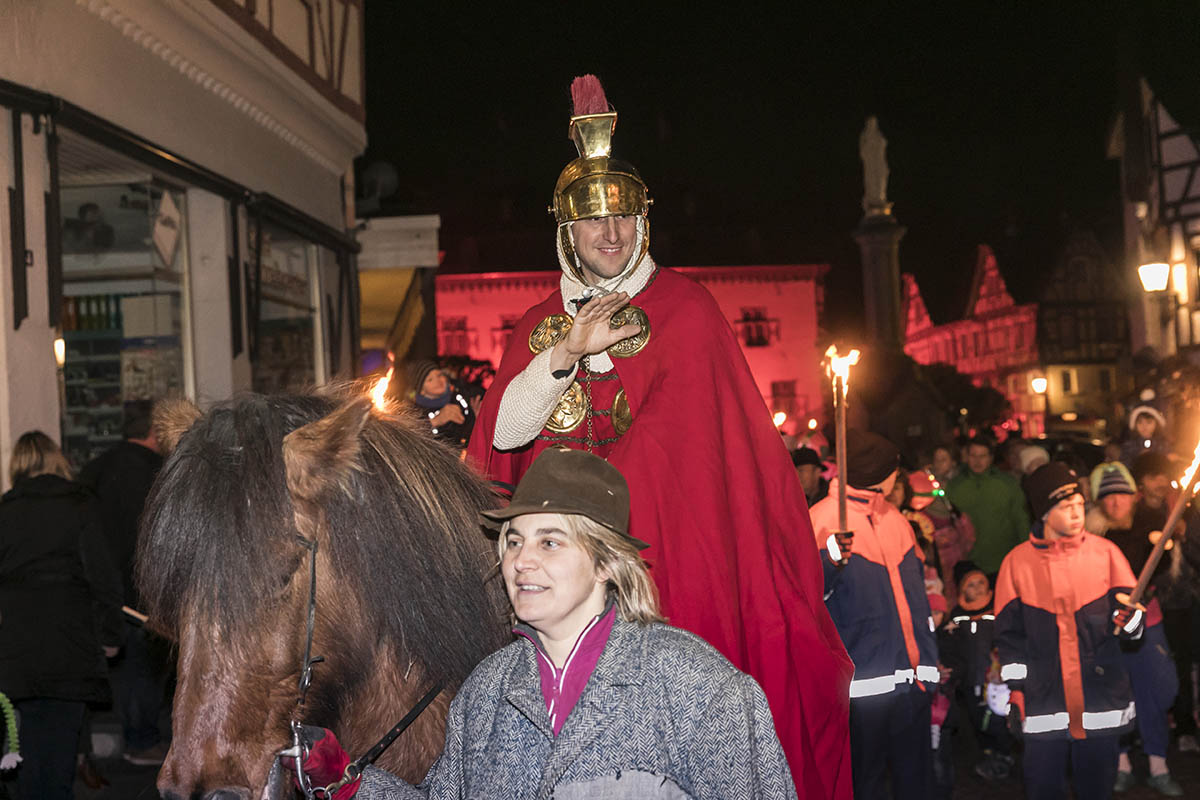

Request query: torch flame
[
  {"left": 370, "top": 366, "right": 394, "bottom": 411},
  {"left": 825, "top": 345, "right": 861, "bottom": 391},
  {"left": 1180, "top": 437, "right": 1200, "bottom": 495}
]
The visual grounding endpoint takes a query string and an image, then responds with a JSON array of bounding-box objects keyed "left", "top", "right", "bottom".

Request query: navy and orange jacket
[
  {"left": 994, "top": 529, "right": 1136, "bottom": 740},
  {"left": 810, "top": 481, "right": 938, "bottom": 699}
]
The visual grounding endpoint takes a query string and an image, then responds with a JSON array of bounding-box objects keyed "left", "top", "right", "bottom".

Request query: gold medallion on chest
[
  {"left": 545, "top": 380, "right": 588, "bottom": 433},
  {"left": 607, "top": 304, "right": 650, "bottom": 358},
  {"left": 529, "top": 313, "right": 574, "bottom": 354},
  {"left": 612, "top": 389, "right": 633, "bottom": 435}
]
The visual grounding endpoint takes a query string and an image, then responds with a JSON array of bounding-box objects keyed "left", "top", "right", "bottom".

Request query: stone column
[{"left": 854, "top": 210, "right": 906, "bottom": 350}]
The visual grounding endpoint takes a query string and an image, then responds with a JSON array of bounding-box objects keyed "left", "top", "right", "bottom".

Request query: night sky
[{"left": 359, "top": 4, "right": 1200, "bottom": 338}]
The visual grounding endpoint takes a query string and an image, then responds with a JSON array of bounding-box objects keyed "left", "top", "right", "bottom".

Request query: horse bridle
[{"left": 279, "top": 534, "right": 443, "bottom": 799}]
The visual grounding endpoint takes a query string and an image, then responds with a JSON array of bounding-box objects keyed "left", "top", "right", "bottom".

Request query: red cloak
[{"left": 468, "top": 267, "right": 853, "bottom": 798}]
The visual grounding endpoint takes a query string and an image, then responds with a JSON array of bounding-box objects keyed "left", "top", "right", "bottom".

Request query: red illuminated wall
[{"left": 436, "top": 265, "right": 829, "bottom": 434}]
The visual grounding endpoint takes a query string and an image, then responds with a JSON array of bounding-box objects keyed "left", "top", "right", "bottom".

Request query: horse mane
[{"left": 137, "top": 388, "right": 510, "bottom": 688}]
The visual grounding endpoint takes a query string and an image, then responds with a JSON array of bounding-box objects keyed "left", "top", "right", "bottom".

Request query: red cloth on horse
[{"left": 468, "top": 267, "right": 854, "bottom": 798}]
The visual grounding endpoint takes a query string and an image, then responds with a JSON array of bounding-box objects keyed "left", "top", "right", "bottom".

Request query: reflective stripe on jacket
[
  {"left": 810, "top": 481, "right": 938, "bottom": 699},
  {"left": 994, "top": 532, "right": 1136, "bottom": 740}
]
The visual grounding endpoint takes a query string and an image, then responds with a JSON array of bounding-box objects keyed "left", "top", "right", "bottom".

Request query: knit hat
[
  {"left": 791, "top": 446, "right": 823, "bottom": 469},
  {"left": 405, "top": 360, "right": 440, "bottom": 396},
  {"left": 1128, "top": 407, "right": 1166, "bottom": 431},
  {"left": 1089, "top": 461, "right": 1137, "bottom": 501},
  {"left": 1026, "top": 462, "right": 1082, "bottom": 520},
  {"left": 1017, "top": 445, "right": 1050, "bottom": 475},
  {"left": 1131, "top": 451, "right": 1172, "bottom": 485},
  {"left": 844, "top": 429, "right": 901, "bottom": 489}
]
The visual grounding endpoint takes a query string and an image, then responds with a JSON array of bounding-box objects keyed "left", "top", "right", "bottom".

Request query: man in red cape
[{"left": 467, "top": 76, "right": 853, "bottom": 798}]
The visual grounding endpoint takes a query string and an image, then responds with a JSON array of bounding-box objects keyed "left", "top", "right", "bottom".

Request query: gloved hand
[
  {"left": 1112, "top": 593, "right": 1146, "bottom": 640},
  {"left": 281, "top": 726, "right": 360, "bottom": 800},
  {"left": 1006, "top": 690, "right": 1024, "bottom": 740},
  {"left": 825, "top": 530, "right": 854, "bottom": 564}
]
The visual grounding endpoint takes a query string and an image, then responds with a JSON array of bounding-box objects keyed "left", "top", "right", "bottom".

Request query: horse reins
[{"left": 281, "top": 534, "right": 443, "bottom": 799}]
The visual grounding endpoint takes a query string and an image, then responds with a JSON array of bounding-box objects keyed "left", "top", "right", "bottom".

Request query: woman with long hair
[
  {"left": 295, "top": 446, "right": 797, "bottom": 799},
  {"left": 0, "top": 431, "right": 123, "bottom": 800}
]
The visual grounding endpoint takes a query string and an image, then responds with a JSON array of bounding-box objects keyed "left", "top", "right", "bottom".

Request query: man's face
[
  {"left": 966, "top": 444, "right": 992, "bottom": 475},
  {"left": 1044, "top": 494, "right": 1085, "bottom": 539},
  {"left": 1140, "top": 473, "right": 1170, "bottom": 505},
  {"left": 1099, "top": 493, "right": 1135, "bottom": 524},
  {"left": 932, "top": 447, "right": 954, "bottom": 476},
  {"left": 571, "top": 215, "right": 638, "bottom": 283},
  {"left": 796, "top": 464, "right": 821, "bottom": 495}
]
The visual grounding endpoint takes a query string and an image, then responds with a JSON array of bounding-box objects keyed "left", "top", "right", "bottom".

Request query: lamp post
[
  {"left": 1031, "top": 375, "right": 1048, "bottom": 437},
  {"left": 1139, "top": 261, "right": 1179, "bottom": 354}
]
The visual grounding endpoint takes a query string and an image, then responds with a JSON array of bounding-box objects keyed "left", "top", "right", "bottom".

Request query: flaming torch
[
  {"left": 370, "top": 362, "right": 394, "bottom": 412},
  {"left": 825, "top": 345, "right": 860, "bottom": 565},
  {"left": 1116, "top": 437, "right": 1200, "bottom": 630}
]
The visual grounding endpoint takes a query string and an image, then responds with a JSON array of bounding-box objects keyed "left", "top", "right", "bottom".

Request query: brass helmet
[{"left": 551, "top": 76, "right": 651, "bottom": 281}]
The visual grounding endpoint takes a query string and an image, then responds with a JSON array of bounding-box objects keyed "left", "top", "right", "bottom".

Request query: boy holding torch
[
  {"left": 809, "top": 429, "right": 939, "bottom": 800},
  {"left": 994, "top": 462, "right": 1143, "bottom": 800}
]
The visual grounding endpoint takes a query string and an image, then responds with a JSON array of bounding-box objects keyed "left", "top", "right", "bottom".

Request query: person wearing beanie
[
  {"left": 405, "top": 359, "right": 475, "bottom": 449},
  {"left": 946, "top": 436, "right": 1030, "bottom": 577},
  {"left": 906, "top": 470, "right": 975, "bottom": 600},
  {"left": 1119, "top": 396, "right": 1172, "bottom": 469},
  {"left": 994, "top": 462, "right": 1143, "bottom": 800},
  {"left": 792, "top": 446, "right": 829, "bottom": 507},
  {"left": 1086, "top": 461, "right": 1185, "bottom": 795},
  {"left": 809, "top": 429, "right": 938, "bottom": 800},
  {"left": 938, "top": 561, "right": 1016, "bottom": 782}
]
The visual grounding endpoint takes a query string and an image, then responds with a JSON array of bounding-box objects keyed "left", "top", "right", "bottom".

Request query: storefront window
[
  {"left": 249, "top": 220, "right": 321, "bottom": 393},
  {"left": 58, "top": 182, "right": 188, "bottom": 468}
]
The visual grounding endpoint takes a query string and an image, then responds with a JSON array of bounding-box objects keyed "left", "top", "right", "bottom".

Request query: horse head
[{"left": 138, "top": 391, "right": 508, "bottom": 800}]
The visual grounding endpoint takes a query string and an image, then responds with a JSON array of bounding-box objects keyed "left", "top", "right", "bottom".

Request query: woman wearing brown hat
[{"left": 295, "top": 447, "right": 797, "bottom": 799}]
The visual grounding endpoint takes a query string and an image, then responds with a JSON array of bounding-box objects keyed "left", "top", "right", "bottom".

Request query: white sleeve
[{"left": 493, "top": 349, "right": 578, "bottom": 450}]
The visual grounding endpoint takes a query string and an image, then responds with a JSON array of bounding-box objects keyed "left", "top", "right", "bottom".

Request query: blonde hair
[
  {"left": 10, "top": 431, "right": 73, "bottom": 485},
  {"left": 498, "top": 513, "right": 664, "bottom": 625}
]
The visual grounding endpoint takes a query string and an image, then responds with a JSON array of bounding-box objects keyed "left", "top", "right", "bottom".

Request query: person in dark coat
[
  {"left": 0, "top": 431, "right": 123, "bottom": 800},
  {"left": 77, "top": 401, "right": 168, "bottom": 765},
  {"left": 405, "top": 360, "right": 475, "bottom": 449},
  {"left": 792, "top": 446, "right": 829, "bottom": 507}
]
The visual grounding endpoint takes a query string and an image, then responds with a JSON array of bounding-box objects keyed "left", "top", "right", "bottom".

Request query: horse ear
[
  {"left": 152, "top": 397, "right": 202, "bottom": 455},
  {"left": 282, "top": 397, "right": 371, "bottom": 503}
]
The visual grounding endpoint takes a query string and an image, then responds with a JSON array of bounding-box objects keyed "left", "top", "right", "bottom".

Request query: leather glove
[
  {"left": 825, "top": 531, "right": 854, "bottom": 564},
  {"left": 1006, "top": 690, "right": 1024, "bottom": 740},
  {"left": 282, "top": 726, "right": 360, "bottom": 800}
]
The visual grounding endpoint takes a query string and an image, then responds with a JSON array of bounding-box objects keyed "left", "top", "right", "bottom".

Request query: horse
[{"left": 137, "top": 389, "right": 511, "bottom": 800}]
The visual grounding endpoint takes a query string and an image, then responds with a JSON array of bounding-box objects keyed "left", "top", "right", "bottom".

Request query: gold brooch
[
  {"left": 612, "top": 389, "right": 632, "bottom": 435},
  {"left": 529, "top": 313, "right": 574, "bottom": 354},
  {"left": 545, "top": 381, "right": 587, "bottom": 433},
  {"left": 607, "top": 304, "right": 650, "bottom": 358}
]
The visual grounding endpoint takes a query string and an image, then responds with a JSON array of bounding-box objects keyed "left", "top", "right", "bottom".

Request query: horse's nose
[{"left": 203, "top": 790, "right": 249, "bottom": 800}]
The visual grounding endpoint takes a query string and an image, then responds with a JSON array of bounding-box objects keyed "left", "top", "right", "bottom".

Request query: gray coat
[{"left": 361, "top": 619, "right": 797, "bottom": 799}]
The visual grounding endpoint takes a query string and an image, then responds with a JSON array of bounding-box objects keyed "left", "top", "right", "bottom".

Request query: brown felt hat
[{"left": 480, "top": 448, "right": 649, "bottom": 550}]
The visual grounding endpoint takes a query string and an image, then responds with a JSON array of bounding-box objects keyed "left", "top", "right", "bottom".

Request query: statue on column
[{"left": 859, "top": 116, "right": 892, "bottom": 216}]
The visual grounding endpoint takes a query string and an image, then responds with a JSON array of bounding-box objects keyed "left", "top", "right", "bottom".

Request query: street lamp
[
  {"left": 1138, "top": 262, "right": 1170, "bottom": 293},
  {"left": 1139, "top": 260, "right": 1180, "bottom": 353},
  {"left": 1031, "top": 375, "right": 1048, "bottom": 436}
]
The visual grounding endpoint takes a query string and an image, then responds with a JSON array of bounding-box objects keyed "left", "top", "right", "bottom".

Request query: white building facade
[{"left": 0, "top": 0, "right": 366, "bottom": 478}]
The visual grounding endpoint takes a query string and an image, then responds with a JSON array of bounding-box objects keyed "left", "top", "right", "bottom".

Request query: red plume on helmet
[{"left": 570, "top": 74, "right": 609, "bottom": 116}]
